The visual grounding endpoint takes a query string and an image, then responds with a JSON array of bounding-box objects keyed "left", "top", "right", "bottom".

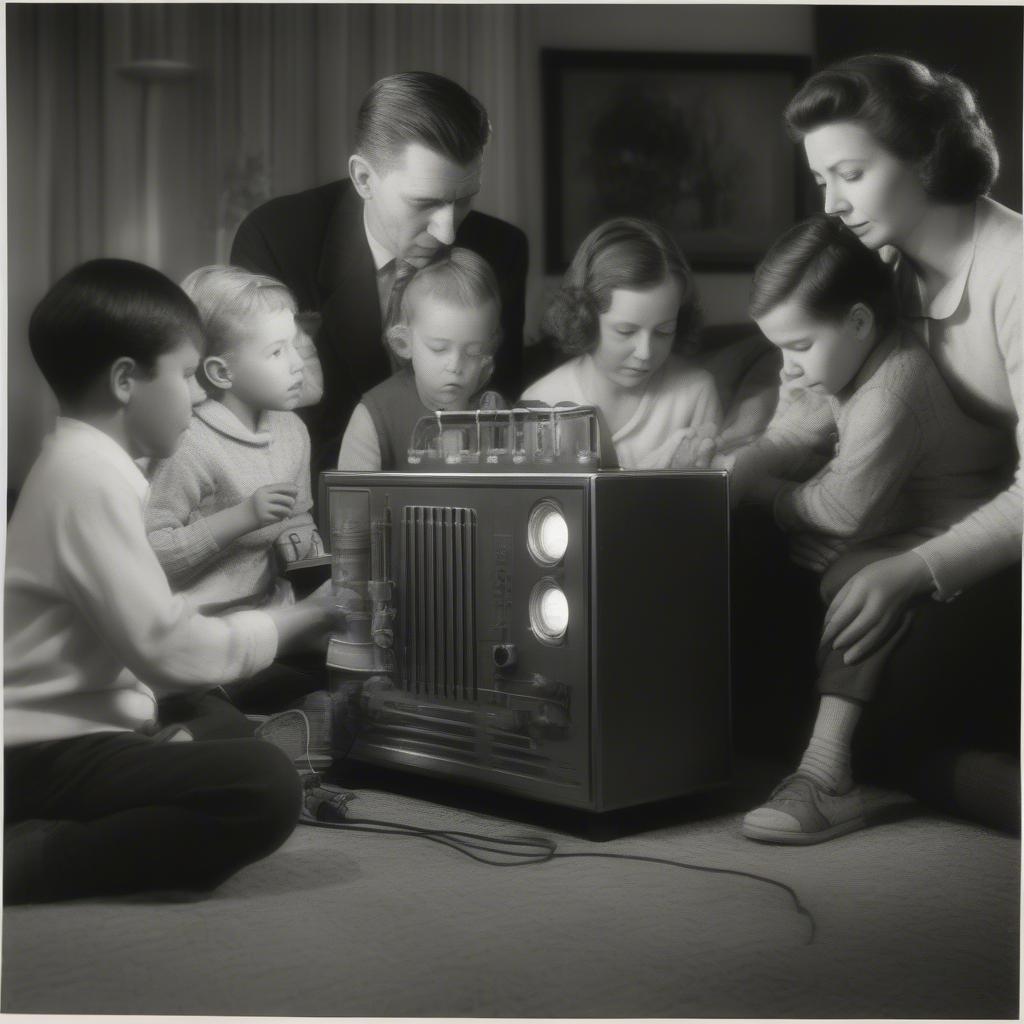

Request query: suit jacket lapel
[{"left": 316, "top": 183, "right": 391, "bottom": 391}]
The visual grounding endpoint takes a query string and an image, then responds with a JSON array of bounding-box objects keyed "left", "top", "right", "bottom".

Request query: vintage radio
[{"left": 318, "top": 404, "right": 730, "bottom": 812}]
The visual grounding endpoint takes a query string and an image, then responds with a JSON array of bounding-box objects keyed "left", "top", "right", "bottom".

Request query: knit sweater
[
  {"left": 4, "top": 419, "right": 278, "bottom": 746},
  {"left": 146, "top": 400, "right": 315, "bottom": 612},
  {"left": 739, "top": 331, "right": 1014, "bottom": 582},
  {"left": 338, "top": 368, "right": 504, "bottom": 471},
  {"left": 520, "top": 354, "right": 722, "bottom": 469},
  {"left": 893, "top": 196, "right": 1023, "bottom": 596}
]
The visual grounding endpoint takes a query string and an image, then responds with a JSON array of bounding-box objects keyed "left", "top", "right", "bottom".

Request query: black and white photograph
[{"left": 3, "top": 2, "right": 1022, "bottom": 1019}]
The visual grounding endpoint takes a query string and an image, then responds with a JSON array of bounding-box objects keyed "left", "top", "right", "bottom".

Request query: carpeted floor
[{"left": 2, "top": 763, "right": 1020, "bottom": 1018}]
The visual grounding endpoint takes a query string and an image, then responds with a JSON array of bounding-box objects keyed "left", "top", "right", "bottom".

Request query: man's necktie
[
  {"left": 383, "top": 260, "right": 416, "bottom": 335},
  {"left": 381, "top": 260, "right": 417, "bottom": 373}
]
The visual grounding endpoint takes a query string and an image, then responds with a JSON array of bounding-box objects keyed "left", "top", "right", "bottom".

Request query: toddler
[
  {"left": 147, "top": 266, "right": 321, "bottom": 614},
  {"left": 724, "top": 215, "right": 1012, "bottom": 844},
  {"left": 522, "top": 218, "right": 721, "bottom": 469},
  {"left": 338, "top": 248, "right": 506, "bottom": 470},
  {"left": 4, "top": 259, "right": 342, "bottom": 903}
]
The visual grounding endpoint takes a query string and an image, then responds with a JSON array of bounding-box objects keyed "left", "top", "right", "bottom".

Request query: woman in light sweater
[{"left": 766, "top": 54, "right": 1021, "bottom": 829}]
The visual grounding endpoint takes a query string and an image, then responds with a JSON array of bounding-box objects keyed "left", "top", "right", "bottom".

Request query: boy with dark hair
[
  {"left": 4, "top": 259, "right": 343, "bottom": 903},
  {"left": 231, "top": 71, "right": 528, "bottom": 484},
  {"left": 720, "top": 215, "right": 1013, "bottom": 844}
]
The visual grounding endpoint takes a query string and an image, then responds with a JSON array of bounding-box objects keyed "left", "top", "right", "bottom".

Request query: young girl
[
  {"left": 522, "top": 218, "right": 721, "bottom": 469},
  {"left": 723, "top": 214, "right": 1012, "bottom": 844}
]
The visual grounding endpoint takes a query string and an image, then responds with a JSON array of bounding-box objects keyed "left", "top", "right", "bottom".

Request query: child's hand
[
  {"left": 248, "top": 483, "right": 299, "bottom": 527},
  {"left": 669, "top": 432, "right": 716, "bottom": 470},
  {"left": 637, "top": 428, "right": 716, "bottom": 469},
  {"left": 710, "top": 449, "right": 735, "bottom": 472},
  {"left": 269, "top": 587, "right": 347, "bottom": 654},
  {"left": 789, "top": 532, "right": 836, "bottom": 573}
]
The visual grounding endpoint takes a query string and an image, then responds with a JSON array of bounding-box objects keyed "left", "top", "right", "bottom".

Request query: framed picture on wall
[{"left": 542, "top": 49, "right": 812, "bottom": 273}]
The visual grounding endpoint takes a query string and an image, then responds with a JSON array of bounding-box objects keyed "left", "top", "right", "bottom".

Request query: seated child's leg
[
  {"left": 742, "top": 546, "right": 913, "bottom": 845},
  {"left": 4, "top": 731, "right": 301, "bottom": 904}
]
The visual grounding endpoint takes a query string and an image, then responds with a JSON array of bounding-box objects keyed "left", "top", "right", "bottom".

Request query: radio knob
[{"left": 492, "top": 643, "right": 517, "bottom": 669}]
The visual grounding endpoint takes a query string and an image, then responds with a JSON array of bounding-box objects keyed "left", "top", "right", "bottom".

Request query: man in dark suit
[{"left": 231, "top": 72, "right": 528, "bottom": 481}]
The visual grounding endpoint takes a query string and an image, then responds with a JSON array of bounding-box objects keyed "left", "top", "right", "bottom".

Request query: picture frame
[{"left": 542, "top": 49, "right": 813, "bottom": 273}]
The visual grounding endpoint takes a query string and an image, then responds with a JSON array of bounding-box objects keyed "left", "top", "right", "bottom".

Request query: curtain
[{"left": 7, "top": 3, "right": 539, "bottom": 490}]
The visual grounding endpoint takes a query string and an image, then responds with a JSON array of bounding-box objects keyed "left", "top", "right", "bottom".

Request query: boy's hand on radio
[
  {"left": 248, "top": 483, "right": 299, "bottom": 527},
  {"left": 269, "top": 590, "right": 347, "bottom": 654},
  {"left": 822, "top": 550, "right": 932, "bottom": 663}
]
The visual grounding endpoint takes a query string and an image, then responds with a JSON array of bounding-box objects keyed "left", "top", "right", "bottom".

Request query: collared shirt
[{"left": 4, "top": 417, "right": 278, "bottom": 745}]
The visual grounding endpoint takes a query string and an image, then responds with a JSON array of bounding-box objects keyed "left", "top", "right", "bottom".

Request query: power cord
[
  {"left": 304, "top": 812, "right": 817, "bottom": 945},
  {"left": 267, "top": 697, "right": 817, "bottom": 944}
]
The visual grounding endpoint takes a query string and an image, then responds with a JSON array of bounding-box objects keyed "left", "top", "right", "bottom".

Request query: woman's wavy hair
[
  {"left": 749, "top": 213, "right": 898, "bottom": 334},
  {"left": 541, "top": 217, "right": 702, "bottom": 357},
  {"left": 785, "top": 53, "right": 999, "bottom": 204}
]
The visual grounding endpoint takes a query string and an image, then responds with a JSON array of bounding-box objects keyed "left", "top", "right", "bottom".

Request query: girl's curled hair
[{"left": 541, "top": 217, "right": 702, "bottom": 356}]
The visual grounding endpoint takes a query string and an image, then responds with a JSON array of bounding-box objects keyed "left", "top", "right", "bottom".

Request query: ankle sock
[{"left": 797, "top": 696, "right": 862, "bottom": 793}]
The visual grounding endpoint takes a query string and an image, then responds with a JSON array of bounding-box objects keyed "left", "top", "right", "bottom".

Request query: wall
[
  {"left": 522, "top": 5, "right": 816, "bottom": 329},
  {"left": 815, "top": 5, "right": 1022, "bottom": 213}
]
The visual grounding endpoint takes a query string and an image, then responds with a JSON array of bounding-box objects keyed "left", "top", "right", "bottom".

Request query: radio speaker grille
[{"left": 401, "top": 505, "right": 477, "bottom": 700}]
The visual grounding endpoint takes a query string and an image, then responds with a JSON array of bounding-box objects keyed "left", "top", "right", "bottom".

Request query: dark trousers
[
  {"left": 731, "top": 508, "right": 1021, "bottom": 829},
  {"left": 814, "top": 544, "right": 917, "bottom": 704},
  {"left": 4, "top": 693, "right": 302, "bottom": 905}
]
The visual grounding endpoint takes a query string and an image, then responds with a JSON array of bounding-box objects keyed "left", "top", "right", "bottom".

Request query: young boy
[
  {"left": 337, "top": 248, "right": 505, "bottom": 470},
  {"left": 4, "top": 259, "right": 343, "bottom": 903},
  {"left": 722, "top": 215, "right": 1012, "bottom": 844},
  {"left": 146, "top": 265, "right": 321, "bottom": 614}
]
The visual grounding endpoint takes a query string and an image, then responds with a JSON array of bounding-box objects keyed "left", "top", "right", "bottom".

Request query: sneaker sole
[{"left": 741, "top": 815, "right": 867, "bottom": 846}]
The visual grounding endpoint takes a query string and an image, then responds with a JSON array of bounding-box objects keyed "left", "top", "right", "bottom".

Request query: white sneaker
[{"left": 742, "top": 772, "right": 867, "bottom": 845}]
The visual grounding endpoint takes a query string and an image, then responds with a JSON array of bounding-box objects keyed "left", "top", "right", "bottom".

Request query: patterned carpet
[{"left": 2, "top": 768, "right": 1019, "bottom": 1018}]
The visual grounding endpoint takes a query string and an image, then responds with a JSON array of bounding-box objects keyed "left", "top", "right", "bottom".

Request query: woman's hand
[{"left": 821, "top": 550, "right": 934, "bottom": 664}]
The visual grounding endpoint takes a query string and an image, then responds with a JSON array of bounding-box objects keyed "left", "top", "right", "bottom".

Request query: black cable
[
  {"left": 553, "top": 850, "right": 817, "bottom": 944},
  {"left": 305, "top": 814, "right": 816, "bottom": 944},
  {"left": 295, "top": 715, "right": 815, "bottom": 940}
]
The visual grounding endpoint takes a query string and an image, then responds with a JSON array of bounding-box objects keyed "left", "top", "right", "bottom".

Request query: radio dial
[{"left": 492, "top": 643, "right": 518, "bottom": 669}]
